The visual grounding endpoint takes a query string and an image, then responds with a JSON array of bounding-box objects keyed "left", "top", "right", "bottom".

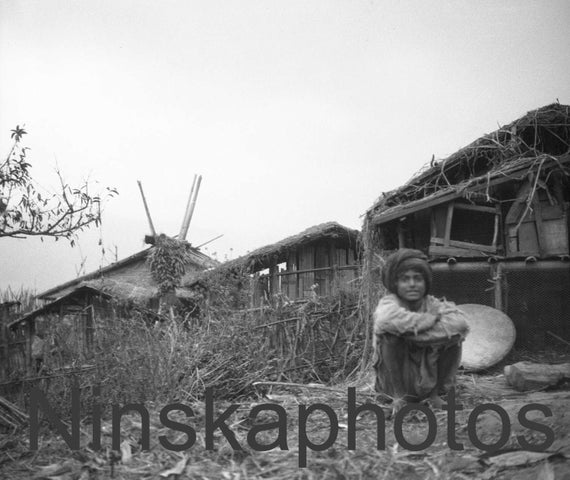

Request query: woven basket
[{"left": 457, "top": 304, "right": 516, "bottom": 371}]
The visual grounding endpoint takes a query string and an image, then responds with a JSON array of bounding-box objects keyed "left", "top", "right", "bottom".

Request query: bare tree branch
[{"left": 0, "top": 127, "right": 118, "bottom": 242}]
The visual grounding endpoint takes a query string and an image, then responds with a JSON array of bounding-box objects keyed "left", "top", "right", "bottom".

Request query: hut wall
[
  {"left": 430, "top": 260, "right": 570, "bottom": 348},
  {"left": 97, "top": 260, "right": 155, "bottom": 288},
  {"left": 250, "top": 239, "right": 360, "bottom": 306},
  {"left": 314, "top": 241, "right": 330, "bottom": 296},
  {"left": 364, "top": 209, "right": 569, "bottom": 350},
  {"left": 411, "top": 210, "right": 431, "bottom": 250},
  {"left": 297, "top": 244, "right": 315, "bottom": 298},
  {"left": 426, "top": 201, "right": 501, "bottom": 257},
  {"left": 5, "top": 321, "right": 30, "bottom": 378},
  {"left": 1, "top": 303, "right": 21, "bottom": 380},
  {"left": 3, "top": 291, "right": 115, "bottom": 381},
  {"left": 335, "top": 245, "right": 359, "bottom": 294},
  {"left": 502, "top": 261, "right": 570, "bottom": 348},
  {"left": 284, "top": 251, "right": 298, "bottom": 299},
  {"left": 430, "top": 263, "right": 494, "bottom": 307},
  {"left": 505, "top": 190, "right": 569, "bottom": 257},
  {"left": 362, "top": 104, "right": 570, "bottom": 353}
]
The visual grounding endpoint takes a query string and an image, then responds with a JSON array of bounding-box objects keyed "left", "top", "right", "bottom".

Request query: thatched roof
[
  {"left": 8, "top": 282, "right": 174, "bottom": 328},
  {"left": 37, "top": 244, "right": 218, "bottom": 301},
  {"left": 366, "top": 103, "right": 570, "bottom": 225},
  {"left": 81, "top": 278, "right": 157, "bottom": 302},
  {"left": 8, "top": 286, "right": 112, "bottom": 328},
  {"left": 188, "top": 221, "right": 360, "bottom": 279},
  {"left": 79, "top": 278, "right": 195, "bottom": 302}
]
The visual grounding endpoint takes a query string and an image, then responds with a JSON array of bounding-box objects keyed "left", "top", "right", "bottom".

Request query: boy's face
[{"left": 396, "top": 269, "right": 426, "bottom": 303}]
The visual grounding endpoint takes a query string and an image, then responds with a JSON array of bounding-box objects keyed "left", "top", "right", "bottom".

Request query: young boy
[{"left": 372, "top": 249, "right": 469, "bottom": 413}]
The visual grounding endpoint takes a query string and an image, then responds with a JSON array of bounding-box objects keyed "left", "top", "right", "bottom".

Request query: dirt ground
[{"left": 1, "top": 366, "right": 570, "bottom": 479}]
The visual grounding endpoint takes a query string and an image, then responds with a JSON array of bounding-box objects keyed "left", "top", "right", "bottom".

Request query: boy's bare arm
[{"left": 373, "top": 295, "right": 438, "bottom": 336}]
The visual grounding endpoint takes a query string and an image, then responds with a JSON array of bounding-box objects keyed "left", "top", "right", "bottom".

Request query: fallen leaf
[
  {"left": 77, "top": 468, "right": 91, "bottom": 480},
  {"left": 485, "top": 450, "right": 556, "bottom": 468},
  {"left": 121, "top": 440, "right": 132, "bottom": 464},
  {"left": 159, "top": 455, "right": 189, "bottom": 478},
  {"left": 34, "top": 460, "right": 74, "bottom": 478}
]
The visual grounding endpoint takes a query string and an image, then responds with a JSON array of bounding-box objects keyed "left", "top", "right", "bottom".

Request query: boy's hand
[{"left": 428, "top": 305, "right": 442, "bottom": 319}]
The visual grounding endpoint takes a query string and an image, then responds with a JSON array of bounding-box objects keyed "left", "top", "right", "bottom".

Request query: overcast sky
[{"left": 1, "top": 0, "right": 569, "bottom": 294}]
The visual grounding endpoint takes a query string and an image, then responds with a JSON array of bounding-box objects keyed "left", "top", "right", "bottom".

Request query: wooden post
[
  {"left": 179, "top": 175, "right": 202, "bottom": 241},
  {"left": 250, "top": 274, "right": 257, "bottom": 309},
  {"left": 26, "top": 319, "right": 33, "bottom": 375},
  {"left": 444, "top": 203, "right": 454, "bottom": 247},
  {"left": 1, "top": 321, "right": 7, "bottom": 380},
  {"left": 137, "top": 180, "right": 157, "bottom": 237},
  {"left": 290, "top": 251, "right": 297, "bottom": 300},
  {"left": 397, "top": 218, "right": 406, "bottom": 248},
  {"left": 492, "top": 206, "right": 500, "bottom": 250},
  {"left": 532, "top": 195, "right": 546, "bottom": 257},
  {"left": 294, "top": 250, "right": 301, "bottom": 300},
  {"left": 329, "top": 242, "right": 336, "bottom": 295},
  {"left": 179, "top": 174, "right": 197, "bottom": 239},
  {"left": 359, "top": 225, "right": 375, "bottom": 372},
  {"left": 492, "top": 262, "right": 504, "bottom": 311},
  {"left": 269, "top": 265, "right": 279, "bottom": 302},
  {"left": 196, "top": 234, "right": 224, "bottom": 249}
]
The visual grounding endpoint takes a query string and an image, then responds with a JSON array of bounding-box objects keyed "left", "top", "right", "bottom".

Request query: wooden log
[
  {"left": 428, "top": 245, "right": 489, "bottom": 257},
  {"left": 454, "top": 203, "right": 498, "bottom": 214},
  {"left": 430, "top": 236, "right": 497, "bottom": 253},
  {"left": 504, "top": 361, "right": 570, "bottom": 391}
]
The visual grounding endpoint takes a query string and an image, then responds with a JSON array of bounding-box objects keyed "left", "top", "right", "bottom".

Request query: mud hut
[
  {"left": 362, "top": 103, "right": 570, "bottom": 348},
  {"left": 37, "top": 243, "right": 217, "bottom": 304},
  {"left": 188, "top": 222, "right": 361, "bottom": 308},
  {"left": 0, "top": 242, "right": 217, "bottom": 379},
  {"left": 3, "top": 286, "right": 113, "bottom": 377},
  {"left": 3, "top": 279, "right": 209, "bottom": 380}
]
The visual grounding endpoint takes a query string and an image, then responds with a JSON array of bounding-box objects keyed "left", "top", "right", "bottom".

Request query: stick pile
[{"left": 0, "top": 395, "right": 28, "bottom": 430}]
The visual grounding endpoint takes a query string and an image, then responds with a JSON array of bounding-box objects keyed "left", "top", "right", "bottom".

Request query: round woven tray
[{"left": 457, "top": 304, "right": 516, "bottom": 372}]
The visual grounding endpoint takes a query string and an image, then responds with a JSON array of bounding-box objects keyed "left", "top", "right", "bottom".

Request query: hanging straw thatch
[
  {"left": 366, "top": 103, "right": 570, "bottom": 224},
  {"left": 36, "top": 243, "right": 218, "bottom": 302},
  {"left": 203, "top": 221, "right": 360, "bottom": 275}
]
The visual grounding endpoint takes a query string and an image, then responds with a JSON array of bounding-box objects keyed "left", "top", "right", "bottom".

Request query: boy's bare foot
[
  {"left": 428, "top": 394, "right": 444, "bottom": 409},
  {"left": 391, "top": 398, "right": 406, "bottom": 418}
]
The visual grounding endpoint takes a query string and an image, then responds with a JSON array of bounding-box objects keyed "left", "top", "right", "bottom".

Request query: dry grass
[
  {"left": 0, "top": 286, "right": 39, "bottom": 313},
  {"left": 1, "top": 290, "right": 364, "bottom": 415},
  {"left": 2, "top": 370, "right": 570, "bottom": 479},
  {"left": 2, "top": 287, "right": 570, "bottom": 479},
  {"left": 367, "top": 103, "right": 570, "bottom": 216}
]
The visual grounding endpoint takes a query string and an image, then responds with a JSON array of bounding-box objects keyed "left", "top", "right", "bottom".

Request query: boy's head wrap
[{"left": 382, "top": 249, "right": 432, "bottom": 295}]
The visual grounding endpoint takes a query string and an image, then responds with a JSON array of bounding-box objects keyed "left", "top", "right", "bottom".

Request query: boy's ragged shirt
[{"left": 373, "top": 293, "right": 469, "bottom": 346}]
